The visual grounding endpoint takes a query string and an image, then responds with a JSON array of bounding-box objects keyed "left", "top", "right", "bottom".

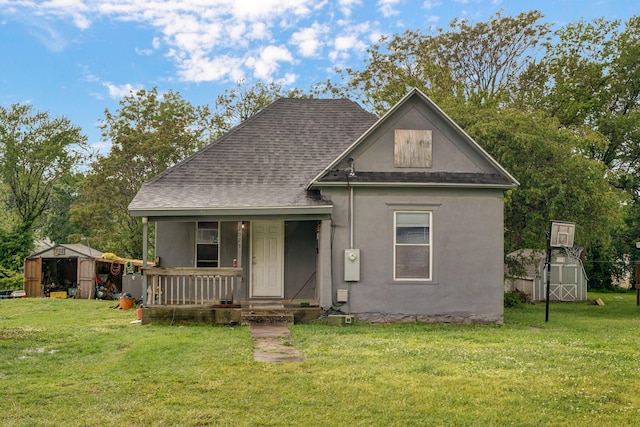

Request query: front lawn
[{"left": 1, "top": 293, "right": 639, "bottom": 426}]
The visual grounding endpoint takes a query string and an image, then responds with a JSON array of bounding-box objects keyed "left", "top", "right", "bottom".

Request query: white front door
[{"left": 251, "top": 221, "right": 284, "bottom": 298}]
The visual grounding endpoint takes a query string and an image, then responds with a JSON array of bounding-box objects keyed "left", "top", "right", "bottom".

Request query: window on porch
[{"left": 196, "top": 221, "right": 219, "bottom": 267}]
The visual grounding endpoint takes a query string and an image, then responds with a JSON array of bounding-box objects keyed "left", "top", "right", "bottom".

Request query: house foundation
[{"left": 141, "top": 303, "right": 322, "bottom": 325}]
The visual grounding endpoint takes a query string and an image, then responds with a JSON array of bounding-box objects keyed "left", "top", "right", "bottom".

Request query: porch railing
[{"left": 145, "top": 267, "right": 243, "bottom": 306}]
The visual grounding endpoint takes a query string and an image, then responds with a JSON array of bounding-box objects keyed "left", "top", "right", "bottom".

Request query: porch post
[
  {"left": 236, "top": 221, "right": 243, "bottom": 304},
  {"left": 317, "top": 219, "right": 333, "bottom": 308},
  {"left": 142, "top": 216, "right": 148, "bottom": 305},
  {"left": 236, "top": 221, "right": 243, "bottom": 267}
]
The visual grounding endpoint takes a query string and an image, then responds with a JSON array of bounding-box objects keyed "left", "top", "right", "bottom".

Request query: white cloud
[
  {"left": 246, "top": 45, "right": 294, "bottom": 80},
  {"left": 247, "top": 21, "right": 269, "bottom": 40},
  {"left": 291, "top": 22, "right": 330, "bottom": 57},
  {"left": 102, "top": 82, "right": 143, "bottom": 99},
  {"left": 136, "top": 47, "right": 154, "bottom": 56},
  {"left": 275, "top": 72, "right": 297, "bottom": 86},
  {"left": 4, "top": 0, "right": 385, "bottom": 85},
  {"left": 228, "top": 0, "right": 313, "bottom": 21},
  {"left": 338, "top": 0, "right": 362, "bottom": 17},
  {"left": 378, "top": 0, "right": 401, "bottom": 17},
  {"left": 329, "top": 34, "right": 367, "bottom": 63},
  {"left": 40, "top": 0, "right": 92, "bottom": 29},
  {"left": 177, "top": 53, "right": 246, "bottom": 83},
  {"left": 423, "top": 0, "right": 442, "bottom": 9},
  {"left": 327, "top": 20, "right": 375, "bottom": 67},
  {"left": 95, "top": 0, "right": 313, "bottom": 82},
  {"left": 334, "top": 35, "right": 358, "bottom": 51},
  {"left": 26, "top": 18, "right": 68, "bottom": 52}
]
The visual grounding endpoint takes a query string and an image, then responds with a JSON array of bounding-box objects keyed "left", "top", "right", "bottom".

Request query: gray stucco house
[{"left": 128, "top": 88, "right": 518, "bottom": 323}]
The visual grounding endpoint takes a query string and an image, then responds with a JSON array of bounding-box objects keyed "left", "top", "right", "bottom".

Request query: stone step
[{"left": 241, "top": 309, "right": 295, "bottom": 326}]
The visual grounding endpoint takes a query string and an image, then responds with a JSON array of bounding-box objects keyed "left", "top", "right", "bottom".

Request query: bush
[
  {"left": 0, "top": 266, "right": 24, "bottom": 291},
  {"left": 504, "top": 290, "right": 530, "bottom": 308}
]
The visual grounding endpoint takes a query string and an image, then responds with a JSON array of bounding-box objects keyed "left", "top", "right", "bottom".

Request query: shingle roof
[
  {"left": 27, "top": 244, "right": 104, "bottom": 259},
  {"left": 129, "top": 98, "right": 378, "bottom": 213}
]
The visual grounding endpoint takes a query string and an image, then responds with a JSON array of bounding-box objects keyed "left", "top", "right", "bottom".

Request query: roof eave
[
  {"left": 309, "top": 181, "right": 518, "bottom": 190},
  {"left": 128, "top": 204, "right": 334, "bottom": 218}
]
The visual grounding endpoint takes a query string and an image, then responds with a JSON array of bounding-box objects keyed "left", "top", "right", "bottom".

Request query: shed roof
[
  {"left": 27, "top": 244, "right": 104, "bottom": 259},
  {"left": 505, "top": 249, "right": 545, "bottom": 280},
  {"left": 129, "top": 98, "right": 378, "bottom": 217}
]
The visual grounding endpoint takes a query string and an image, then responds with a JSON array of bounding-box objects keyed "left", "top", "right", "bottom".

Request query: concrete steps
[
  {"left": 241, "top": 303, "right": 294, "bottom": 326},
  {"left": 242, "top": 310, "right": 295, "bottom": 326}
]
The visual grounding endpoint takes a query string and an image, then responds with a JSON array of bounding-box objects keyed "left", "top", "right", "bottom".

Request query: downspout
[
  {"left": 348, "top": 185, "right": 354, "bottom": 315},
  {"left": 348, "top": 157, "right": 356, "bottom": 250},
  {"left": 349, "top": 185, "right": 354, "bottom": 250},
  {"left": 142, "top": 216, "right": 148, "bottom": 305},
  {"left": 236, "top": 221, "right": 243, "bottom": 304},
  {"left": 347, "top": 158, "right": 355, "bottom": 315}
]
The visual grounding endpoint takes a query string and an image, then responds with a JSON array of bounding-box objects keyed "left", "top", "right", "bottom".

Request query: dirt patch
[{"left": 250, "top": 324, "right": 303, "bottom": 363}]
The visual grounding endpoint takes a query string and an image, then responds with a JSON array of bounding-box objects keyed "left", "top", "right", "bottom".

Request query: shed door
[
  {"left": 549, "top": 263, "right": 578, "bottom": 301},
  {"left": 77, "top": 258, "right": 95, "bottom": 299},
  {"left": 251, "top": 221, "right": 284, "bottom": 298},
  {"left": 24, "top": 258, "right": 42, "bottom": 297}
]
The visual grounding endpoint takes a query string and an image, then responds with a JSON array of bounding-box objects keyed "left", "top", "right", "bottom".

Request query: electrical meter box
[{"left": 344, "top": 248, "right": 360, "bottom": 281}]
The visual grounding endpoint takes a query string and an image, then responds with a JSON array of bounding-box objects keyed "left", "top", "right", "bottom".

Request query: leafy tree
[
  {"left": 39, "top": 172, "right": 88, "bottom": 244},
  {"left": 71, "top": 88, "right": 213, "bottom": 258},
  {"left": 0, "top": 104, "right": 86, "bottom": 283},
  {"left": 518, "top": 17, "right": 640, "bottom": 194},
  {"left": 514, "top": 15, "right": 640, "bottom": 287},
  {"left": 340, "top": 10, "right": 551, "bottom": 114},
  {"left": 212, "top": 80, "right": 291, "bottom": 133},
  {"left": 0, "top": 104, "right": 86, "bottom": 228},
  {"left": 449, "top": 103, "right": 625, "bottom": 257},
  {"left": 0, "top": 223, "right": 32, "bottom": 289}
]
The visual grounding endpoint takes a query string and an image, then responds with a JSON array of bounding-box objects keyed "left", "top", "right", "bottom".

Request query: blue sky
[{"left": 0, "top": 0, "right": 637, "bottom": 154}]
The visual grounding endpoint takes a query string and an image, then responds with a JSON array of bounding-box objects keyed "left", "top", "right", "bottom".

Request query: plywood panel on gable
[
  {"left": 394, "top": 129, "right": 432, "bottom": 168},
  {"left": 344, "top": 102, "right": 493, "bottom": 174}
]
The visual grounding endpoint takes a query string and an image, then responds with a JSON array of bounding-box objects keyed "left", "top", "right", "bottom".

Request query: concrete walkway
[{"left": 249, "top": 323, "right": 303, "bottom": 363}]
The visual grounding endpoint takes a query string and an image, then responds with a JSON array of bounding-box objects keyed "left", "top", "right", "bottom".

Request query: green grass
[{"left": 2, "top": 293, "right": 640, "bottom": 426}]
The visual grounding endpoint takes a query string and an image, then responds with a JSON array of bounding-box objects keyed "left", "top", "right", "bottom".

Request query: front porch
[{"left": 142, "top": 267, "right": 322, "bottom": 325}]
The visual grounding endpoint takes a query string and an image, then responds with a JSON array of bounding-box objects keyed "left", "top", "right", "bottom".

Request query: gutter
[{"left": 128, "top": 204, "right": 334, "bottom": 218}]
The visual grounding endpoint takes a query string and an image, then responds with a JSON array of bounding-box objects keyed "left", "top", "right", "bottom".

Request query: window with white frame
[
  {"left": 394, "top": 211, "right": 431, "bottom": 280},
  {"left": 196, "top": 222, "right": 219, "bottom": 267}
]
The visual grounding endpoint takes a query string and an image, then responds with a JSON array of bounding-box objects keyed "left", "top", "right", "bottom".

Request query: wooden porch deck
[{"left": 142, "top": 267, "right": 321, "bottom": 324}]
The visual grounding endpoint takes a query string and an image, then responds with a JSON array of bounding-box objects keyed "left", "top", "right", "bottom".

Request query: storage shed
[
  {"left": 505, "top": 248, "right": 587, "bottom": 302},
  {"left": 23, "top": 244, "right": 144, "bottom": 299},
  {"left": 504, "top": 249, "right": 545, "bottom": 296},
  {"left": 534, "top": 248, "right": 588, "bottom": 302}
]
